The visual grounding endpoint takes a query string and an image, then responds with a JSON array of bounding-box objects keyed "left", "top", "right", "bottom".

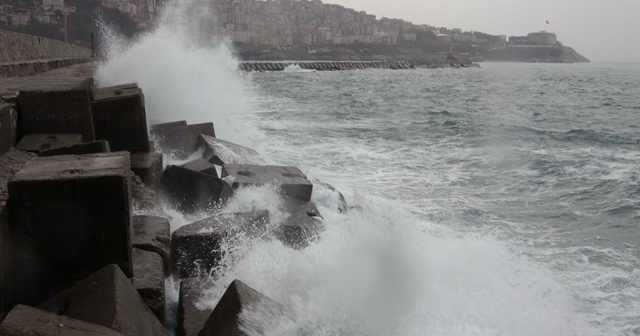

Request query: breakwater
[
  {"left": 0, "top": 30, "right": 93, "bottom": 77},
  {"left": 0, "top": 62, "right": 340, "bottom": 335},
  {"left": 239, "top": 59, "right": 479, "bottom": 71}
]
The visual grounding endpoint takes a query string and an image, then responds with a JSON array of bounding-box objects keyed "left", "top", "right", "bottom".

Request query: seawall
[
  {"left": 239, "top": 59, "right": 480, "bottom": 71},
  {"left": 0, "top": 30, "right": 93, "bottom": 77}
]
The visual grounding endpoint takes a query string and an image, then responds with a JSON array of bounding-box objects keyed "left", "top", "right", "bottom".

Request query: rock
[
  {"left": 0, "top": 103, "right": 16, "bottom": 155},
  {"left": 177, "top": 278, "right": 213, "bottom": 336},
  {"left": 181, "top": 158, "right": 218, "bottom": 177},
  {"left": 7, "top": 152, "right": 133, "bottom": 305},
  {"left": 150, "top": 123, "right": 215, "bottom": 160},
  {"left": 39, "top": 140, "right": 111, "bottom": 156},
  {"left": 161, "top": 165, "right": 233, "bottom": 213},
  {"left": 198, "top": 135, "right": 264, "bottom": 166},
  {"left": 15, "top": 133, "right": 83, "bottom": 154},
  {"left": 222, "top": 164, "right": 313, "bottom": 201},
  {"left": 132, "top": 215, "right": 170, "bottom": 270},
  {"left": 171, "top": 210, "right": 269, "bottom": 278},
  {"left": 16, "top": 89, "right": 95, "bottom": 141},
  {"left": 130, "top": 152, "right": 163, "bottom": 187},
  {"left": 278, "top": 196, "right": 324, "bottom": 249},
  {"left": 132, "top": 248, "right": 166, "bottom": 324},
  {"left": 198, "top": 279, "right": 284, "bottom": 336},
  {"left": 0, "top": 305, "right": 124, "bottom": 336},
  {"left": 38, "top": 264, "right": 167, "bottom": 336},
  {"left": 92, "top": 85, "right": 149, "bottom": 152}
]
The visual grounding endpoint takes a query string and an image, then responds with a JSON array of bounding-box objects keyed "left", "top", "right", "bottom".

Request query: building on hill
[{"left": 527, "top": 31, "right": 557, "bottom": 45}]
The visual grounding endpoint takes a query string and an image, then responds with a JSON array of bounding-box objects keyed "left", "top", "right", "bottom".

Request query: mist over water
[{"left": 96, "top": 1, "right": 640, "bottom": 335}]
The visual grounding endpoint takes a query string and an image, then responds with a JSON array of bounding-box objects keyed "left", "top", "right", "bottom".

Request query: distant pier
[{"left": 239, "top": 59, "right": 480, "bottom": 72}]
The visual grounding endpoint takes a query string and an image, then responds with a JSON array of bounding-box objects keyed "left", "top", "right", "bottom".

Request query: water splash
[{"left": 95, "top": 0, "right": 262, "bottom": 145}]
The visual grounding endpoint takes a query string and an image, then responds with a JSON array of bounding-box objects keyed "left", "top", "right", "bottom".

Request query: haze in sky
[{"left": 328, "top": 0, "right": 640, "bottom": 63}]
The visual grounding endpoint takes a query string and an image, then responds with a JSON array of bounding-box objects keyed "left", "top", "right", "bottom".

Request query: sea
[{"left": 95, "top": 2, "right": 640, "bottom": 335}]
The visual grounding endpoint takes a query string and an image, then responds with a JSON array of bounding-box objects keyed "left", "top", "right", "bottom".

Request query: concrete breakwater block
[
  {"left": 16, "top": 89, "right": 95, "bottom": 141},
  {"left": 150, "top": 120, "right": 187, "bottom": 131},
  {"left": 40, "top": 140, "right": 111, "bottom": 157},
  {"left": 198, "top": 279, "right": 285, "bottom": 336},
  {"left": 278, "top": 196, "right": 324, "bottom": 249},
  {"left": 222, "top": 164, "right": 313, "bottom": 201},
  {"left": 161, "top": 165, "right": 233, "bottom": 213},
  {"left": 151, "top": 122, "right": 215, "bottom": 159},
  {"left": 130, "top": 152, "right": 163, "bottom": 187},
  {"left": 182, "top": 158, "right": 218, "bottom": 177},
  {"left": 92, "top": 85, "right": 149, "bottom": 152},
  {"left": 0, "top": 305, "right": 124, "bottom": 336},
  {"left": 7, "top": 152, "right": 133, "bottom": 305},
  {"left": 171, "top": 210, "right": 269, "bottom": 278},
  {"left": 198, "top": 134, "right": 263, "bottom": 166},
  {"left": 0, "top": 201, "right": 9, "bottom": 322},
  {"left": 15, "top": 133, "right": 82, "bottom": 154},
  {"left": 0, "top": 103, "right": 16, "bottom": 156},
  {"left": 132, "top": 215, "right": 170, "bottom": 271},
  {"left": 38, "top": 264, "right": 167, "bottom": 336},
  {"left": 132, "top": 248, "right": 166, "bottom": 324},
  {"left": 0, "top": 150, "right": 36, "bottom": 202},
  {"left": 177, "top": 278, "right": 213, "bottom": 336}
]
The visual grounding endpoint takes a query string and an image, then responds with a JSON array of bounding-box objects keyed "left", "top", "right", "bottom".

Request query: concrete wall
[{"left": 0, "top": 29, "right": 92, "bottom": 63}]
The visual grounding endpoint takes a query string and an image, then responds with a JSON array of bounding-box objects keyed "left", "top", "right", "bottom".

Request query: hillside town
[{"left": 0, "top": 0, "right": 586, "bottom": 62}]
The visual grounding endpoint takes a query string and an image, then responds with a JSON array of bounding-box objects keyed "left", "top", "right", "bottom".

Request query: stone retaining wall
[{"left": 0, "top": 30, "right": 92, "bottom": 63}]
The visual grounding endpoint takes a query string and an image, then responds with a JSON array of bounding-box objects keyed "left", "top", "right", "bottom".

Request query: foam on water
[{"left": 96, "top": 1, "right": 607, "bottom": 334}]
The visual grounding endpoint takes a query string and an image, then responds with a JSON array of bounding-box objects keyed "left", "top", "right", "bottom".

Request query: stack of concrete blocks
[{"left": 0, "top": 80, "right": 169, "bottom": 332}]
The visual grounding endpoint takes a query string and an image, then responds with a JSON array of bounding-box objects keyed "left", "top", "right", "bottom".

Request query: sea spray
[{"left": 95, "top": 0, "right": 262, "bottom": 146}]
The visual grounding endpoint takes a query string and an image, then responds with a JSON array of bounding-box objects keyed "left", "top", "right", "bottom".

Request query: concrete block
[
  {"left": 132, "top": 248, "right": 166, "bottom": 324},
  {"left": 222, "top": 164, "right": 313, "bottom": 201},
  {"left": 181, "top": 158, "right": 218, "bottom": 177},
  {"left": 278, "top": 196, "right": 324, "bottom": 249},
  {"left": 0, "top": 104, "right": 16, "bottom": 155},
  {"left": 150, "top": 120, "right": 187, "bottom": 131},
  {"left": 7, "top": 152, "right": 133, "bottom": 305},
  {"left": 40, "top": 140, "right": 111, "bottom": 156},
  {"left": 0, "top": 305, "right": 124, "bottom": 336},
  {"left": 161, "top": 165, "right": 233, "bottom": 213},
  {"left": 15, "top": 133, "right": 82, "bottom": 154},
  {"left": 198, "top": 279, "right": 284, "bottom": 336},
  {"left": 198, "top": 134, "right": 262, "bottom": 166},
  {"left": 0, "top": 150, "right": 36, "bottom": 203},
  {"left": 0, "top": 201, "right": 9, "bottom": 322},
  {"left": 177, "top": 278, "right": 213, "bottom": 336},
  {"left": 92, "top": 86, "right": 149, "bottom": 152},
  {"left": 171, "top": 210, "right": 269, "bottom": 278},
  {"left": 132, "top": 215, "right": 170, "bottom": 271},
  {"left": 38, "top": 264, "right": 167, "bottom": 336},
  {"left": 17, "top": 89, "right": 95, "bottom": 141},
  {"left": 151, "top": 123, "right": 215, "bottom": 160},
  {"left": 130, "top": 152, "right": 163, "bottom": 187}
]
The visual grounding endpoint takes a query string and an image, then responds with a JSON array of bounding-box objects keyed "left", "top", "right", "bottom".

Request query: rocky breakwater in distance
[
  {"left": 0, "top": 66, "right": 347, "bottom": 335},
  {"left": 240, "top": 58, "right": 480, "bottom": 72}
]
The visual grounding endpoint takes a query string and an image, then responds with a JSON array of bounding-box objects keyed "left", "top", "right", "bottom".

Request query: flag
[{"left": 546, "top": 20, "right": 550, "bottom": 24}]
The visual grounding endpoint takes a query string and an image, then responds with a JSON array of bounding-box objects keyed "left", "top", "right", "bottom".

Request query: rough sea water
[{"left": 96, "top": 2, "right": 640, "bottom": 335}]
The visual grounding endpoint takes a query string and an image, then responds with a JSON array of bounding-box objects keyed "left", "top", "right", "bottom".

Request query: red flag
[{"left": 546, "top": 20, "right": 550, "bottom": 24}]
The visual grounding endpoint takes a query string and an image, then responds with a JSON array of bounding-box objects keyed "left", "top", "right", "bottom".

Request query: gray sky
[{"left": 328, "top": 0, "right": 640, "bottom": 62}]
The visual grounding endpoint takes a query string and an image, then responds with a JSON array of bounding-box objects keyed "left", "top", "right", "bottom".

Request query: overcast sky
[{"left": 327, "top": 0, "right": 640, "bottom": 62}]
